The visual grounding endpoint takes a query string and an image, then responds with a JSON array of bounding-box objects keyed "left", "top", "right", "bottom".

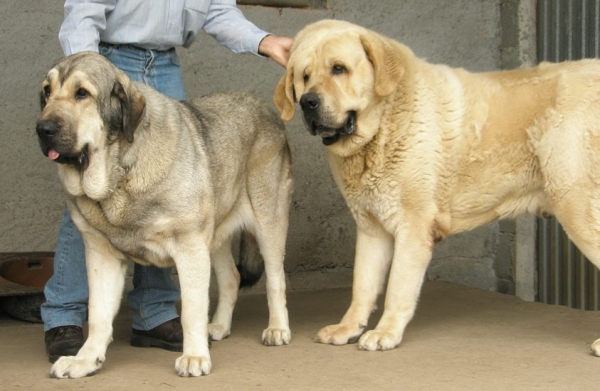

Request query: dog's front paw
[
  {"left": 50, "top": 354, "right": 104, "bottom": 379},
  {"left": 316, "top": 323, "right": 364, "bottom": 346},
  {"left": 358, "top": 330, "right": 401, "bottom": 351},
  {"left": 175, "top": 354, "right": 211, "bottom": 377},
  {"left": 262, "top": 327, "right": 291, "bottom": 346},
  {"left": 208, "top": 323, "right": 230, "bottom": 341}
]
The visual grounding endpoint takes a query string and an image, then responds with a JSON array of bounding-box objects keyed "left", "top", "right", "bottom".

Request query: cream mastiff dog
[
  {"left": 275, "top": 19, "right": 600, "bottom": 353},
  {"left": 36, "top": 52, "right": 292, "bottom": 378}
]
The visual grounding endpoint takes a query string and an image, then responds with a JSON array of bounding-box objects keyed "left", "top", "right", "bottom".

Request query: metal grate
[
  {"left": 538, "top": 0, "right": 600, "bottom": 61},
  {"left": 536, "top": 0, "right": 600, "bottom": 310},
  {"left": 537, "top": 219, "right": 600, "bottom": 309}
]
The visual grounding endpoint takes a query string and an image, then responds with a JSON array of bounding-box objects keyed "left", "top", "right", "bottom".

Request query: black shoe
[
  {"left": 131, "top": 317, "right": 183, "bottom": 352},
  {"left": 45, "top": 326, "right": 84, "bottom": 363}
]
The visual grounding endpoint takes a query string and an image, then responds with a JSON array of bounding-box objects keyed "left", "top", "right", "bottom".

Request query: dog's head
[
  {"left": 274, "top": 20, "right": 405, "bottom": 154},
  {"left": 36, "top": 52, "right": 146, "bottom": 169}
]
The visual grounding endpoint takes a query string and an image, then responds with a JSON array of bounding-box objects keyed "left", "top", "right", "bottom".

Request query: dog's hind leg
[
  {"left": 50, "top": 233, "right": 127, "bottom": 379},
  {"left": 246, "top": 139, "right": 293, "bottom": 346},
  {"left": 548, "top": 181, "right": 600, "bottom": 356},
  {"left": 251, "top": 173, "right": 292, "bottom": 345},
  {"left": 208, "top": 237, "right": 239, "bottom": 341},
  {"left": 254, "top": 221, "right": 291, "bottom": 346},
  {"left": 534, "top": 120, "right": 600, "bottom": 355}
]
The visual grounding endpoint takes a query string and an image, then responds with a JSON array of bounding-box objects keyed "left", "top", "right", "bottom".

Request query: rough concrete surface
[{"left": 1, "top": 282, "right": 598, "bottom": 391}]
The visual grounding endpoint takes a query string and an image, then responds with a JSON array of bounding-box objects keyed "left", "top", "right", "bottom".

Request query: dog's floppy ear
[
  {"left": 113, "top": 74, "right": 146, "bottom": 143},
  {"left": 274, "top": 67, "right": 296, "bottom": 121},
  {"left": 360, "top": 31, "right": 404, "bottom": 97}
]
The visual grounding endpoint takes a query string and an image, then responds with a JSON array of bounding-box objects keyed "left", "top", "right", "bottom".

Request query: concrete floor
[{"left": 1, "top": 281, "right": 599, "bottom": 391}]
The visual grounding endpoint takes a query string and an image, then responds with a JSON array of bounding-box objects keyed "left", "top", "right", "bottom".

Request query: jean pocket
[
  {"left": 169, "top": 50, "right": 181, "bottom": 67},
  {"left": 98, "top": 43, "right": 113, "bottom": 57}
]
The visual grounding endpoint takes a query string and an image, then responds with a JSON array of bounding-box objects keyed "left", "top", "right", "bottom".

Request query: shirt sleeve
[
  {"left": 201, "top": 0, "right": 270, "bottom": 56},
  {"left": 59, "top": 0, "right": 117, "bottom": 56}
]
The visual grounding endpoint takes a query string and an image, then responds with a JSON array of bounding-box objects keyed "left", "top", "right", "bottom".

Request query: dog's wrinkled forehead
[
  {"left": 44, "top": 67, "right": 98, "bottom": 97},
  {"left": 292, "top": 30, "right": 366, "bottom": 78},
  {"left": 45, "top": 52, "right": 118, "bottom": 95}
]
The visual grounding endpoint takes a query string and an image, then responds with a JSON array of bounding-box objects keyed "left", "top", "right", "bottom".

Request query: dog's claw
[
  {"left": 316, "top": 323, "right": 364, "bottom": 346},
  {"left": 50, "top": 356, "right": 101, "bottom": 379},
  {"left": 262, "top": 328, "right": 291, "bottom": 346},
  {"left": 175, "top": 355, "right": 211, "bottom": 377},
  {"left": 358, "top": 330, "right": 402, "bottom": 351}
]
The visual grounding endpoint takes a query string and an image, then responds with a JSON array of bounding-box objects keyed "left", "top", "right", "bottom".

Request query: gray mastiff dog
[{"left": 36, "top": 52, "right": 293, "bottom": 378}]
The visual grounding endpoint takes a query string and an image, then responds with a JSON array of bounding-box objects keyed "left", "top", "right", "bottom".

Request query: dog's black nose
[
  {"left": 300, "top": 93, "right": 320, "bottom": 111},
  {"left": 36, "top": 120, "right": 59, "bottom": 138}
]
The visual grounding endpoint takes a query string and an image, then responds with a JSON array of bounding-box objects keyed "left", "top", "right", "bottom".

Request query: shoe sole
[
  {"left": 48, "top": 353, "right": 60, "bottom": 364},
  {"left": 130, "top": 334, "right": 183, "bottom": 352},
  {"left": 46, "top": 345, "right": 83, "bottom": 364}
]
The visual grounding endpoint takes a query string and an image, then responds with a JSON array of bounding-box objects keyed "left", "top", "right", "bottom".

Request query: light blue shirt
[{"left": 59, "top": 0, "right": 270, "bottom": 56}]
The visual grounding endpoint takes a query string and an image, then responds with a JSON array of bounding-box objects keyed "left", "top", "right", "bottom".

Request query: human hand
[{"left": 259, "top": 35, "right": 294, "bottom": 67}]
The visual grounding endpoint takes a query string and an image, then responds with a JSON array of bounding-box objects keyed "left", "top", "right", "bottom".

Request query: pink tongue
[{"left": 48, "top": 149, "right": 60, "bottom": 160}]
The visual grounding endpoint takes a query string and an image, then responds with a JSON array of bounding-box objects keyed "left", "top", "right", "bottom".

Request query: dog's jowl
[{"left": 37, "top": 52, "right": 293, "bottom": 378}]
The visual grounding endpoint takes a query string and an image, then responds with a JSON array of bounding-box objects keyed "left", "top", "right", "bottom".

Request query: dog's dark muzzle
[
  {"left": 299, "top": 92, "right": 356, "bottom": 146},
  {"left": 36, "top": 120, "right": 60, "bottom": 147},
  {"left": 36, "top": 119, "right": 88, "bottom": 167}
]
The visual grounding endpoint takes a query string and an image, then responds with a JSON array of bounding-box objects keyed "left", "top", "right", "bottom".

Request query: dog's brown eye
[
  {"left": 43, "top": 85, "right": 51, "bottom": 99},
  {"left": 75, "top": 88, "right": 89, "bottom": 100},
  {"left": 303, "top": 74, "right": 309, "bottom": 83},
  {"left": 332, "top": 64, "right": 347, "bottom": 75}
]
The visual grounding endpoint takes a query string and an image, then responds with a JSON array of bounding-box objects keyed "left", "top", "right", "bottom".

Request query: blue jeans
[{"left": 41, "top": 44, "right": 186, "bottom": 332}]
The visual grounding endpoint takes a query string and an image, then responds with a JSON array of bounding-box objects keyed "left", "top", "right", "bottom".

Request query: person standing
[{"left": 42, "top": 0, "right": 293, "bottom": 363}]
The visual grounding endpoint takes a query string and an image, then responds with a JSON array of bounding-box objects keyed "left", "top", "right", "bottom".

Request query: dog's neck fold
[{"left": 58, "top": 146, "right": 122, "bottom": 201}]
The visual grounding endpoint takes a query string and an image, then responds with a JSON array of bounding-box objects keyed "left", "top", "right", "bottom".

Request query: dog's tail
[{"left": 237, "top": 232, "right": 265, "bottom": 288}]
